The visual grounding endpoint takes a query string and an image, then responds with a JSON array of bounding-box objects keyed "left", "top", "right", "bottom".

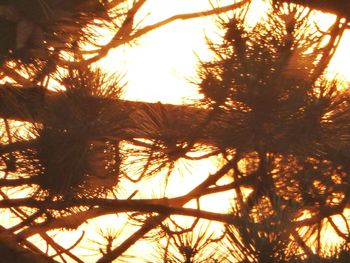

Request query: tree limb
[
  {"left": 280, "top": 0, "right": 350, "bottom": 19},
  {"left": 64, "top": 0, "right": 251, "bottom": 65}
]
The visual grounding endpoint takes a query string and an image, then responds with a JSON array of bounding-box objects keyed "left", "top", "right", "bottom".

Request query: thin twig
[{"left": 62, "top": 0, "right": 251, "bottom": 66}]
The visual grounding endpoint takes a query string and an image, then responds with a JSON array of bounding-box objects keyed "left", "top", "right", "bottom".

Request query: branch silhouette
[{"left": 0, "top": 1, "right": 349, "bottom": 262}]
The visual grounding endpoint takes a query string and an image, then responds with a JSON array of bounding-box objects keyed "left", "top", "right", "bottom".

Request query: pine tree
[{"left": 0, "top": 0, "right": 349, "bottom": 262}]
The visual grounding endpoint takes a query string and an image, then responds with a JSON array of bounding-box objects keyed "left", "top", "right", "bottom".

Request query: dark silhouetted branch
[
  {"left": 280, "top": 0, "right": 350, "bottom": 19},
  {"left": 0, "top": 226, "right": 58, "bottom": 263},
  {"left": 68, "top": 0, "right": 251, "bottom": 65}
]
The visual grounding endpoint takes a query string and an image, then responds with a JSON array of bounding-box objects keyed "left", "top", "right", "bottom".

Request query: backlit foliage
[{"left": 0, "top": 0, "right": 349, "bottom": 262}]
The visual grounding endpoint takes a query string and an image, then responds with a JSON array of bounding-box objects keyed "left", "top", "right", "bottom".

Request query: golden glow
[
  {"left": 99, "top": 0, "right": 350, "bottom": 104},
  {"left": 1, "top": 1, "right": 349, "bottom": 261},
  {"left": 96, "top": 1, "right": 350, "bottom": 259},
  {"left": 327, "top": 31, "right": 350, "bottom": 82}
]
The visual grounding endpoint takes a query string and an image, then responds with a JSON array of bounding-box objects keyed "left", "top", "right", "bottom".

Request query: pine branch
[
  {"left": 96, "top": 160, "right": 233, "bottom": 262},
  {"left": 279, "top": 0, "right": 350, "bottom": 19},
  {"left": 0, "top": 226, "right": 58, "bottom": 263},
  {"left": 64, "top": 0, "right": 251, "bottom": 66},
  {"left": 0, "top": 86, "right": 226, "bottom": 146}
]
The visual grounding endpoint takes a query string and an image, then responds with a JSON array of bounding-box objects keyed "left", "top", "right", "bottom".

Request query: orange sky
[
  {"left": 93, "top": 1, "right": 350, "bottom": 260},
  {"left": 2, "top": 1, "right": 349, "bottom": 261},
  {"left": 99, "top": 0, "right": 350, "bottom": 105}
]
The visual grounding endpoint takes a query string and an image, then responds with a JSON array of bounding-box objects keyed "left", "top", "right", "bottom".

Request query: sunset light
[{"left": 0, "top": 0, "right": 350, "bottom": 262}]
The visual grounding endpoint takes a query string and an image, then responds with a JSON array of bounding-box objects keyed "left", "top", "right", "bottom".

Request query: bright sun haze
[
  {"left": 100, "top": 0, "right": 350, "bottom": 105},
  {"left": 93, "top": 0, "right": 350, "bottom": 259},
  {"left": 1, "top": 0, "right": 349, "bottom": 262}
]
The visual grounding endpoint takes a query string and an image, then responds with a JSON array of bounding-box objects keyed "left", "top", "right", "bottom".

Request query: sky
[
  {"left": 98, "top": 0, "right": 216, "bottom": 103},
  {"left": 82, "top": 1, "right": 350, "bottom": 261},
  {"left": 94, "top": 0, "right": 350, "bottom": 261},
  {"left": 98, "top": 0, "right": 269, "bottom": 103},
  {"left": 99, "top": 0, "right": 350, "bottom": 105},
  {"left": 2, "top": 0, "right": 349, "bottom": 262}
]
